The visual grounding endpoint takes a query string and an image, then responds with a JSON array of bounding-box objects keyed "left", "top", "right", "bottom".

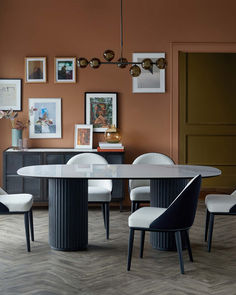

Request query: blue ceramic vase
[{"left": 11, "top": 128, "right": 22, "bottom": 149}]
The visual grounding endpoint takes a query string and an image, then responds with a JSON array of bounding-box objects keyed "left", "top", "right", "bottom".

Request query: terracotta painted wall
[{"left": 1, "top": 0, "right": 236, "bottom": 203}]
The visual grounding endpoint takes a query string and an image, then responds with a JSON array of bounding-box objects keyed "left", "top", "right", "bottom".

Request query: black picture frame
[{"left": 84, "top": 92, "right": 118, "bottom": 133}]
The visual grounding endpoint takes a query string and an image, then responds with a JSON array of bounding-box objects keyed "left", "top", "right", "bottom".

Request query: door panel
[{"left": 179, "top": 52, "right": 236, "bottom": 190}]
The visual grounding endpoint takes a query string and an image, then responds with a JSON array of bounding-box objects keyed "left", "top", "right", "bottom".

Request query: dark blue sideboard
[{"left": 3, "top": 148, "right": 125, "bottom": 207}]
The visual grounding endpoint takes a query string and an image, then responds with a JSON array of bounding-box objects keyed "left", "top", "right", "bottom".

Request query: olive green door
[{"left": 179, "top": 52, "right": 236, "bottom": 191}]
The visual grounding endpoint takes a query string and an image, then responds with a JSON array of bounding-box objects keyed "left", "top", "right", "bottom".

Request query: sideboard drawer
[
  {"left": 24, "top": 154, "right": 41, "bottom": 167},
  {"left": 5, "top": 176, "right": 23, "bottom": 193},
  {"left": 5, "top": 153, "right": 23, "bottom": 175},
  {"left": 45, "top": 154, "right": 64, "bottom": 164}
]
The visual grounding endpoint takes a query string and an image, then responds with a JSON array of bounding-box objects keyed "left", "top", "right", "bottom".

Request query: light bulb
[
  {"left": 90, "top": 58, "right": 101, "bottom": 69},
  {"left": 103, "top": 50, "right": 115, "bottom": 62},
  {"left": 129, "top": 65, "right": 141, "bottom": 77}
]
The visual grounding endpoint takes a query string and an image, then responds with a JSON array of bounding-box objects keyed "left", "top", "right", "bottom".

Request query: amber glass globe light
[
  {"left": 77, "top": 58, "right": 89, "bottom": 68},
  {"left": 156, "top": 58, "right": 167, "bottom": 69},
  {"left": 141, "top": 58, "right": 152, "bottom": 70},
  {"left": 103, "top": 50, "right": 115, "bottom": 62},
  {"left": 129, "top": 65, "right": 141, "bottom": 77},
  {"left": 90, "top": 58, "right": 101, "bottom": 69},
  {"left": 117, "top": 57, "right": 128, "bottom": 68}
]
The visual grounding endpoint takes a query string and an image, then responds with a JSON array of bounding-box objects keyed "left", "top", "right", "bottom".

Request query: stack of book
[{"left": 97, "top": 142, "right": 124, "bottom": 152}]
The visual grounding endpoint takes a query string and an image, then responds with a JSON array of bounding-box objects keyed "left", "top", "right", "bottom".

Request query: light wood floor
[{"left": 0, "top": 201, "right": 235, "bottom": 295}]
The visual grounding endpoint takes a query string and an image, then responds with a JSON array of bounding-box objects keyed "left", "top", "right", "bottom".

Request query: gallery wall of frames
[{"left": 0, "top": 54, "right": 164, "bottom": 150}]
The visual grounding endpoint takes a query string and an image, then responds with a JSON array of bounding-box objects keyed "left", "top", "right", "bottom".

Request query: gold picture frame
[
  {"left": 54, "top": 57, "right": 76, "bottom": 83},
  {"left": 25, "top": 57, "right": 47, "bottom": 83}
]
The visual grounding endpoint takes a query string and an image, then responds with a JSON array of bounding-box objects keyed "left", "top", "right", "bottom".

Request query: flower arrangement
[{"left": 0, "top": 109, "right": 29, "bottom": 130}]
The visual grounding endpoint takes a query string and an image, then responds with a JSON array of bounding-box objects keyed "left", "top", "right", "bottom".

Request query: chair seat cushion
[
  {"left": 205, "top": 194, "right": 236, "bottom": 213},
  {"left": 130, "top": 186, "right": 150, "bottom": 201},
  {"left": 128, "top": 207, "right": 166, "bottom": 228},
  {"left": 88, "top": 186, "right": 111, "bottom": 202},
  {"left": 0, "top": 194, "right": 33, "bottom": 212}
]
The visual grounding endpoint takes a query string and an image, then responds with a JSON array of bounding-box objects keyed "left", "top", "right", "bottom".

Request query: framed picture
[
  {"left": 29, "top": 98, "right": 61, "bottom": 138},
  {"left": 54, "top": 57, "right": 76, "bottom": 83},
  {"left": 132, "top": 53, "right": 165, "bottom": 93},
  {"left": 25, "top": 57, "right": 47, "bottom": 83},
  {"left": 0, "top": 79, "right": 22, "bottom": 111},
  {"left": 74, "top": 124, "right": 93, "bottom": 149},
  {"left": 85, "top": 92, "right": 117, "bottom": 132}
]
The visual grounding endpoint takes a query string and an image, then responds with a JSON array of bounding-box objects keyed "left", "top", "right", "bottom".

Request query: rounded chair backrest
[
  {"left": 67, "top": 153, "right": 112, "bottom": 191},
  {"left": 150, "top": 175, "right": 202, "bottom": 230},
  {"left": 129, "top": 153, "right": 174, "bottom": 190},
  {"left": 0, "top": 187, "right": 7, "bottom": 195},
  {"left": 231, "top": 189, "right": 236, "bottom": 196}
]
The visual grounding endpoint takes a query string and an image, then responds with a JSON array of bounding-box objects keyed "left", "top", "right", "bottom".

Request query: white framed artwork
[
  {"left": 85, "top": 92, "right": 117, "bottom": 132},
  {"left": 29, "top": 98, "right": 61, "bottom": 138},
  {"left": 132, "top": 53, "right": 165, "bottom": 93},
  {"left": 74, "top": 124, "right": 93, "bottom": 149},
  {"left": 54, "top": 57, "right": 76, "bottom": 83},
  {"left": 25, "top": 57, "right": 47, "bottom": 83},
  {"left": 0, "top": 79, "right": 21, "bottom": 110}
]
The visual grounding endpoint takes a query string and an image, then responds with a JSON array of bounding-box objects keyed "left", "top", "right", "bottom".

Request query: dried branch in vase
[{"left": 0, "top": 109, "right": 30, "bottom": 130}]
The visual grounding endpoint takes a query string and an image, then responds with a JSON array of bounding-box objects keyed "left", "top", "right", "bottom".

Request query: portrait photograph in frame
[
  {"left": 132, "top": 53, "right": 165, "bottom": 93},
  {"left": 54, "top": 57, "right": 76, "bottom": 83},
  {"left": 29, "top": 98, "right": 61, "bottom": 138},
  {"left": 0, "top": 79, "right": 22, "bottom": 111},
  {"left": 74, "top": 124, "right": 93, "bottom": 149},
  {"left": 85, "top": 92, "right": 117, "bottom": 132},
  {"left": 25, "top": 57, "right": 47, "bottom": 83}
]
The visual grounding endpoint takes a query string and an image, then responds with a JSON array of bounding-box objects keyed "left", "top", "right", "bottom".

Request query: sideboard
[{"left": 3, "top": 148, "right": 125, "bottom": 207}]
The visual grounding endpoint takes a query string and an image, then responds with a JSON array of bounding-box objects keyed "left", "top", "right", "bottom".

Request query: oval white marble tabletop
[{"left": 17, "top": 164, "right": 221, "bottom": 179}]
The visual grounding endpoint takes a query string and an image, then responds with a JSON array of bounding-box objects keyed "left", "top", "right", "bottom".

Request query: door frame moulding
[{"left": 170, "top": 42, "right": 236, "bottom": 163}]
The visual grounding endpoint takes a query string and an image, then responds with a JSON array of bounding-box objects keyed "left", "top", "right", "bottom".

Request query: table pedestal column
[
  {"left": 150, "top": 178, "right": 189, "bottom": 251},
  {"left": 48, "top": 178, "right": 88, "bottom": 251}
]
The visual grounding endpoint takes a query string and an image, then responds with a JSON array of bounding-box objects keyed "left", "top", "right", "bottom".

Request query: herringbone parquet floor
[{"left": 0, "top": 201, "right": 235, "bottom": 295}]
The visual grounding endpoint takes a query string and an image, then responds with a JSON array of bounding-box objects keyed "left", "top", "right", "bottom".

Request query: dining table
[{"left": 17, "top": 163, "right": 221, "bottom": 251}]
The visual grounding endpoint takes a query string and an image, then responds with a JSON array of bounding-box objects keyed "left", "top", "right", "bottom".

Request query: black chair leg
[
  {"left": 127, "top": 228, "right": 135, "bottom": 271},
  {"left": 119, "top": 201, "right": 123, "bottom": 212},
  {"left": 140, "top": 230, "right": 145, "bottom": 258},
  {"left": 184, "top": 230, "right": 193, "bottom": 262},
  {"left": 135, "top": 202, "right": 140, "bottom": 211},
  {"left": 24, "top": 212, "right": 31, "bottom": 252},
  {"left": 105, "top": 203, "right": 110, "bottom": 239},
  {"left": 102, "top": 203, "right": 106, "bottom": 229},
  {"left": 208, "top": 213, "right": 215, "bottom": 252},
  {"left": 175, "top": 231, "right": 184, "bottom": 274},
  {"left": 205, "top": 209, "right": 210, "bottom": 242},
  {"left": 29, "top": 209, "right": 34, "bottom": 242},
  {"left": 131, "top": 202, "right": 136, "bottom": 213}
]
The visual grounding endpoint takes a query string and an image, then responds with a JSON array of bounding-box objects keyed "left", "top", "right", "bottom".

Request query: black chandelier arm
[
  {"left": 99, "top": 61, "right": 154, "bottom": 65},
  {"left": 120, "top": 0, "right": 124, "bottom": 59}
]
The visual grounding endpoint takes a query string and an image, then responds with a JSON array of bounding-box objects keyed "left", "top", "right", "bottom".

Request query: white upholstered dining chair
[
  {"left": 129, "top": 153, "right": 174, "bottom": 212},
  {"left": 127, "top": 175, "right": 202, "bottom": 274},
  {"left": 0, "top": 187, "right": 34, "bottom": 252},
  {"left": 205, "top": 189, "right": 236, "bottom": 252},
  {"left": 67, "top": 153, "right": 112, "bottom": 239}
]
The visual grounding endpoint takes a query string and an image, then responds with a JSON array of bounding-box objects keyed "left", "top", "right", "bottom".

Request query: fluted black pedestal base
[
  {"left": 150, "top": 178, "right": 189, "bottom": 250},
  {"left": 49, "top": 178, "right": 88, "bottom": 251}
]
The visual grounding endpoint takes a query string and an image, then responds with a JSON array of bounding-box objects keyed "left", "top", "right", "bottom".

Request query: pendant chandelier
[{"left": 77, "top": 0, "right": 167, "bottom": 77}]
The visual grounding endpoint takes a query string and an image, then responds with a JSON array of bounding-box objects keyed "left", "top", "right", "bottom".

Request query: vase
[
  {"left": 12, "top": 129, "right": 22, "bottom": 149},
  {"left": 104, "top": 125, "right": 121, "bottom": 143}
]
